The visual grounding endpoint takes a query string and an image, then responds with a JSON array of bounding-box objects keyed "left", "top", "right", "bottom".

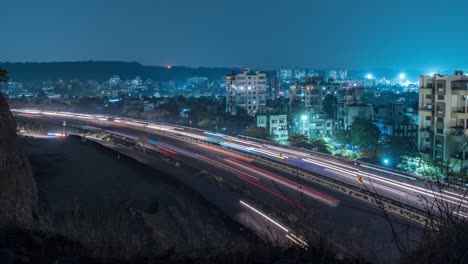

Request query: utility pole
[{"left": 62, "top": 121, "right": 67, "bottom": 135}]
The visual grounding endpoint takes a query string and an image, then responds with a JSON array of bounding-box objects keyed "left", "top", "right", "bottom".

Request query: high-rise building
[
  {"left": 279, "top": 68, "right": 293, "bottom": 83},
  {"left": 266, "top": 73, "right": 279, "bottom": 101},
  {"left": 226, "top": 68, "right": 267, "bottom": 115},
  {"left": 294, "top": 68, "right": 306, "bottom": 81},
  {"left": 418, "top": 71, "right": 468, "bottom": 171},
  {"left": 289, "top": 76, "right": 341, "bottom": 116}
]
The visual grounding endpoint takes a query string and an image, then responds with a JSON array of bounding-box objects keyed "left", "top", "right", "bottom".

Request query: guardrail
[
  {"left": 252, "top": 156, "right": 432, "bottom": 226},
  {"left": 130, "top": 127, "right": 432, "bottom": 226},
  {"left": 12, "top": 110, "right": 436, "bottom": 226},
  {"left": 237, "top": 135, "right": 420, "bottom": 181}
]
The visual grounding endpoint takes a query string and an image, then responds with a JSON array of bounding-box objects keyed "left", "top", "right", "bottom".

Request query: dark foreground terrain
[
  {"left": 0, "top": 136, "right": 362, "bottom": 264},
  {"left": 21, "top": 137, "right": 256, "bottom": 261}
]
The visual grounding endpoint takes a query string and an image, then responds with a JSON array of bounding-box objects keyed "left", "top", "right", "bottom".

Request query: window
[
  {"left": 425, "top": 95, "right": 432, "bottom": 99},
  {"left": 437, "top": 117, "right": 443, "bottom": 123},
  {"left": 437, "top": 95, "right": 445, "bottom": 100},
  {"left": 436, "top": 128, "right": 443, "bottom": 134}
]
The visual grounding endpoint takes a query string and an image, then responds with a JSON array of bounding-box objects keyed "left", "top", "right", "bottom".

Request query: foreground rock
[{"left": 0, "top": 92, "right": 37, "bottom": 227}]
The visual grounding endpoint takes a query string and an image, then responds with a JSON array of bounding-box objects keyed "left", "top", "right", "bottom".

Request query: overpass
[{"left": 13, "top": 108, "right": 467, "bottom": 261}]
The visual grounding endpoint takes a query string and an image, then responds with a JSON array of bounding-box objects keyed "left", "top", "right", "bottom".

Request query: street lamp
[
  {"left": 301, "top": 115, "right": 308, "bottom": 136},
  {"left": 383, "top": 158, "right": 389, "bottom": 166},
  {"left": 399, "top": 73, "right": 406, "bottom": 80},
  {"left": 366, "top": 73, "right": 373, "bottom": 80}
]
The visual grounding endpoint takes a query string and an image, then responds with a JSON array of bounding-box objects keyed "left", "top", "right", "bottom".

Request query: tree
[
  {"left": 308, "top": 138, "right": 331, "bottom": 154},
  {"left": 289, "top": 98, "right": 305, "bottom": 117},
  {"left": 0, "top": 68, "right": 8, "bottom": 83},
  {"left": 334, "top": 130, "right": 351, "bottom": 146},
  {"left": 349, "top": 117, "right": 380, "bottom": 150},
  {"left": 288, "top": 133, "right": 308, "bottom": 147},
  {"left": 243, "top": 127, "right": 270, "bottom": 140},
  {"left": 397, "top": 155, "right": 441, "bottom": 180},
  {"left": 322, "top": 94, "right": 337, "bottom": 117}
]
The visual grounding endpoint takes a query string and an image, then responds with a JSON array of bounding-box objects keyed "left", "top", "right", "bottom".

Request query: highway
[
  {"left": 13, "top": 109, "right": 466, "bottom": 262},
  {"left": 15, "top": 109, "right": 467, "bottom": 218}
]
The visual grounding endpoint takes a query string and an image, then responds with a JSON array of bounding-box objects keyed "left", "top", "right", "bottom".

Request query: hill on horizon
[{"left": 0, "top": 61, "right": 239, "bottom": 83}]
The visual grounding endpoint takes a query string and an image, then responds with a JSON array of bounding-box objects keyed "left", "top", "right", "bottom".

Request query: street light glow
[
  {"left": 399, "top": 73, "right": 406, "bottom": 79},
  {"left": 301, "top": 115, "right": 308, "bottom": 121},
  {"left": 366, "top": 73, "right": 373, "bottom": 80}
]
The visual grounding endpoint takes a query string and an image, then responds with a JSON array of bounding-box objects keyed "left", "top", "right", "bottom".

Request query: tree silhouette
[
  {"left": 0, "top": 68, "right": 8, "bottom": 83},
  {"left": 322, "top": 94, "right": 337, "bottom": 117}
]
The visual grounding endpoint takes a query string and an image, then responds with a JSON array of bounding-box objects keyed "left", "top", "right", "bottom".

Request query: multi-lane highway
[
  {"left": 12, "top": 109, "right": 467, "bottom": 262},
  {"left": 17, "top": 109, "right": 467, "bottom": 216}
]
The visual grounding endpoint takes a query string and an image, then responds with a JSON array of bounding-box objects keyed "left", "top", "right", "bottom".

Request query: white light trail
[{"left": 240, "top": 200, "right": 289, "bottom": 232}]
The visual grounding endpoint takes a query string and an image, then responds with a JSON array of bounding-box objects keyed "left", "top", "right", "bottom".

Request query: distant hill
[{"left": 0, "top": 61, "right": 239, "bottom": 82}]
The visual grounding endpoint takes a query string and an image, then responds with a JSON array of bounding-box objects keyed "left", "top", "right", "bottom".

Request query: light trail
[
  {"left": 360, "top": 164, "right": 417, "bottom": 181},
  {"left": 240, "top": 201, "right": 308, "bottom": 248},
  {"left": 240, "top": 201, "right": 289, "bottom": 232},
  {"left": 226, "top": 158, "right": 340, "bottom": 206},
  {"left": 305, "top": 158, "right": 468, "bottom": 208},
  {"left": 14, "top": 109, "right": 468, "bottom": 216},
  {"left": 238, "top": 176, "right": 305, "bottom": 209},
  {"left": 156, "top": 146, "right": 177, "bottom": 155}
]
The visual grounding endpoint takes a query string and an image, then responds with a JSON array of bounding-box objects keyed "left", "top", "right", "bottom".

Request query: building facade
[
  {"left": 226, "top": 68, "right": 267, "bottom": 115},
  {"left": 374, "top": 103, "right": 418, "bottom": 140},
  {"left": 256, "top": 114, "right": 288, "bottom": 143},
  {"left": 418, "top": 71, "right": 468, "bottom": 171},
  {"left": 337, "top": 87, "right": 374, "bottom": 130}
]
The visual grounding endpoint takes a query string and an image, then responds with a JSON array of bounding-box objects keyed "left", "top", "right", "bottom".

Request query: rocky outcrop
[{"left": 0, "top": 92, "right": 37, "bottom": 227}]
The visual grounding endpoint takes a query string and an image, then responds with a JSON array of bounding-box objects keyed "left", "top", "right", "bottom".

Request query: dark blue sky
[{"left": 2, "top": 0, "right": 468, "bottom": 71}]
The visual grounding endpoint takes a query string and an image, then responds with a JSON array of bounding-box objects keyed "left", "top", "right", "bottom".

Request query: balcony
[
  {"left": 451, "top": 80, "right": 468, "bottom": 95},
  {"left": 451, "top": 108, "right": 468, "bottom": 119},
  {"left": 420, "top": 127, "right": 433, "bottom": 132},
  {"left": 420, "top": 84, "right": 433, "bottom": 89},
  {"left": 419, "top": 104, "right": 433, "bottom": 112},
  {"left": 450, "top": 126, "right": 466, "bottom": 136},
  {"left": 419, "top": 87, "right": 433, "bottom": 94},
  {"left": 449, "top": 126, "right": 467, "bottom": 143}
]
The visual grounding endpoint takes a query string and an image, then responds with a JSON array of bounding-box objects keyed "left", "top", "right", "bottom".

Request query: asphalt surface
[{"left": 13, "top": 111, "right": 434, "bottom": 263}]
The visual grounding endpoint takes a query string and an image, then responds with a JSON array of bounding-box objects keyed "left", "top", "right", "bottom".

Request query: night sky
[{"left": 2, "top": 0, "right": 468, "bottom": 71}]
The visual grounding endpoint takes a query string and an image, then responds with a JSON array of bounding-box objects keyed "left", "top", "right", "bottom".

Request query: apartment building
[
  {"left": 289, "top": 76, "right": 341, "bottom": 116},
  {"left": 337, "top": 87, "right": 374, "bottom": 130},
  {"left": 418, "top": 70, "right": 468, "bottom": 171},
  {"left": 226, "top": 68, "right": 267, "bottom": 115},
  {"left": 256, "top": 114, "right": 288, "bottom": 143}
]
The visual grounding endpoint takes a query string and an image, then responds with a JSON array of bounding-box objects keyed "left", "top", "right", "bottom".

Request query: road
[
  {"left": 16, "top": 109, "right": 467, "bottom": 218},
  {"left": 14, "top": 109, "right": 459, "bottom": 262}
]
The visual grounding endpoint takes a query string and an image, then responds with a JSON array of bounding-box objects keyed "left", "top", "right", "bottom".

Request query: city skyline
[{"left": 2, "top": 0, "right": 468, "bottom": 72}]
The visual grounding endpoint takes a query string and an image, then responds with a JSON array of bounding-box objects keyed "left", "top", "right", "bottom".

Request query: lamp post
[
  {"left": 383, "top": 158, "right": 390, "bottom": 166},
  {"left": 301, "top": 114, "right": 308, "bottom": 136}
]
